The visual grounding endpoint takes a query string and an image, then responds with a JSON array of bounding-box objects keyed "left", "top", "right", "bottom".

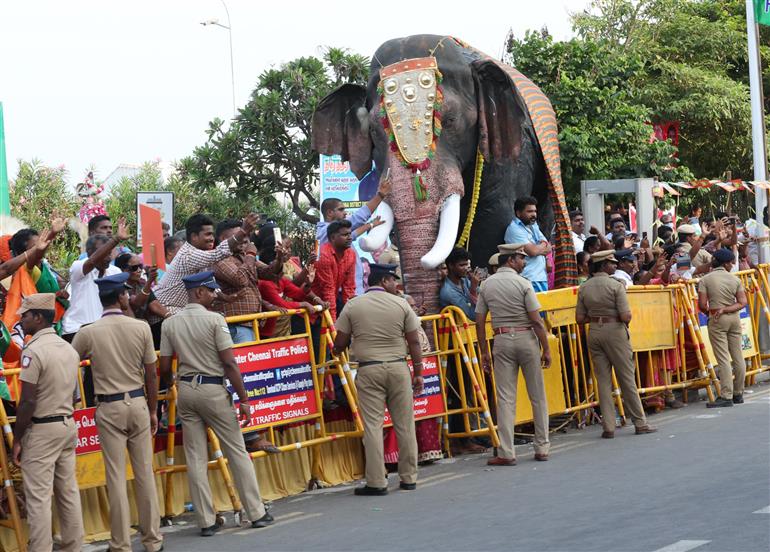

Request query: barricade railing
[
  {"left": 320, "top": 306, "right": 500, "bottom": 454},
  {"left": 445, "top": 281, "right": 729, "bottom": 435},
  {"left": 681, "top": 268, "right": 769, "bottom": 390},
  {"left": 0, "top": 367, "right": 25, "bottom": 552},
  {"left": 155, "top": 306, "right": 362, "bottom": 522},
  {"left": 758, "top": 264, "right": 770, "bottom": 363}
]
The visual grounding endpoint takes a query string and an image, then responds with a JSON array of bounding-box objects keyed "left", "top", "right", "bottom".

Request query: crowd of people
[{"left": 0, "top": 182, "right": 766, "bottom": 549}]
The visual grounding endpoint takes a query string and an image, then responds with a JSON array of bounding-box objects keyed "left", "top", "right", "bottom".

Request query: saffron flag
[{"left": 755, "top": 0, "right": 770, "bottom": 26}]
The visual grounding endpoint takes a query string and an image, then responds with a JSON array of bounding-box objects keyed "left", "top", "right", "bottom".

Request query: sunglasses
[{"left": 127, "top": 264, "right": 144, "bottom": 272}]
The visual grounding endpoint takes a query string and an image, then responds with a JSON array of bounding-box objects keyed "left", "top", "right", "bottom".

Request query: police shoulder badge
[{"left": 21, "top": 355, "right": 31, "bottom": 368}]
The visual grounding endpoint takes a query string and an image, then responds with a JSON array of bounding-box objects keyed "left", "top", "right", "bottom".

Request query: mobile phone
[
  {"left": 273, "top": 227, "right": 283, "bottom": 244},
  {"left": 642, "top": 231, "right": 648, "bottom": 241},
  {"left": 383, "top": 167, "right": 391, "bottom": 181}
]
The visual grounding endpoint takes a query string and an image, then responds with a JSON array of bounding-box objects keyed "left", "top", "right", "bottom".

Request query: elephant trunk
[{"left": 385, "top": 160, "right": 464, "bottom": 314}]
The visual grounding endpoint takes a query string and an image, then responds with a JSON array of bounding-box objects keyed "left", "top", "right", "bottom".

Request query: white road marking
[
  {"left": 419, "top": 473, "right": 471, "bottom": 489},
  {"left": 753, "top": 505, "right": 770, "bottom": 514},
  {"left": 231, "top": 512, "right": 322, "bottom": 535},
  {"left": 413, "top": 471, "right": 456, "bottom": 484},
  {"left": 652, "top": 540, "right": 710, "bottom": 552}
]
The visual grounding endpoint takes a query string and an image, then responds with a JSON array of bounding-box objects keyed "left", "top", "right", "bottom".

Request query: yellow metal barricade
[
  {"left": 0, "top": 368, "right": 25, "bottom": 552},
  {"left": 155, "top": 307, "right": 362, "bottom": 522}
]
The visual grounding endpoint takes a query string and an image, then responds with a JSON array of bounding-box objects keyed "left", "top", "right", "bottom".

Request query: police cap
[
  {"left": 369, "top": 263, "right": 400, "bottom": 280},
  {"left": 94, "top": 272, "right": 131, "bottom": 294},
  {"left": 182, "top": 270, "right": 221, "bottom": 290}
]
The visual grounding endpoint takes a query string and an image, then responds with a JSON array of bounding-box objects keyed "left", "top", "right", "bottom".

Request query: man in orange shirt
[{"left": 311, "top": 220, "right": 356, "bottom": 321}]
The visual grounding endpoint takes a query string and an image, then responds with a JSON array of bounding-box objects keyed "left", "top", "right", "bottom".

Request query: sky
[{"left": 0, "top": 0, "right": 590, "bottom": 185}]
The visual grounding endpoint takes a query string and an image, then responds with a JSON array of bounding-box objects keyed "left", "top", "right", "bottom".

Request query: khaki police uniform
[
  {"left": 159, "top": 303, "right": 266, "bottom": 528},
  {"left": 576, "top": 270, "right": 649, "bottom": 433},
  {"left": 698, "top": 268, "right": 745, "bottom": 399},
  {"left": 336, "top": 289, "right": 421, "bottom": 489},
  {"left": 19, "top": 327, "right": 84, "bottom": 552},
  {"left": 72, "top": 312, "right": 162, "bottom": 552},
  {"left": 677, "top": 225, "right": 712, "bottom": 268},
  {"left": 476, "top": 266, "right": 549, "bottom": 460}
]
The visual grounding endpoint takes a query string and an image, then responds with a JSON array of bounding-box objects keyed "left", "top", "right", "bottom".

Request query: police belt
[
  {"left": 179, "top": 374, "right": 225, "bottom": 385},
  {"left": 31, "top": 415, "right": 73, "bottom": 424},
  {"left": 358, "top": 358, "right": 406, "bottom": 368},
  {"left": 589, "top": 316, "right": 619, "bottom": 324},
  {"left": 96, "top": 388, "right": 145, "bottom": 403},
  {"left": 493, "top": 326, "right": 532, "bottom": 335}
]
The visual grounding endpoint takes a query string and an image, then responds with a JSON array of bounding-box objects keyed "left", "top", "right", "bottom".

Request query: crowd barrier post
[
  {"left": 0, "top": 367, "right": 25, "bottom": 552},
  {"left": 436, "top": 307, "right": 500, "bottom": 450},
  {"left": 757, "top": 264, "right": 770, "bottom": 361}
]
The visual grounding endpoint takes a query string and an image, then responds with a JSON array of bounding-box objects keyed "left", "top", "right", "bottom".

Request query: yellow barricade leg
[{"left": 0, "top": 397, "right": 26, "bottom": 552}]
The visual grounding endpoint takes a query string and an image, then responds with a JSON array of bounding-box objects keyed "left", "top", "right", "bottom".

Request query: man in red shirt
[{"left": 312, "top": 220, "right": 355, "bottom": 321}]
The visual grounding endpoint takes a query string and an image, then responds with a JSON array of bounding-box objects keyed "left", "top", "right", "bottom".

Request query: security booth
[{"left": 580, "top": 178, "right": 657, "bottom": 239}]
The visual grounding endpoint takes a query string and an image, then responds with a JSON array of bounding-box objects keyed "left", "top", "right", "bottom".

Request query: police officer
[
  {"left": 71, "top": 273, "right": 163, "bottom": 552},
  {"left": 575, "top": 249, "right": 657, "bottom": 438},
  {"left": 12, "top": 293, "right": 83, "bottom": 552},
  {"left": 487, "top": 253, "right": 500, "bottom": 276},
  {"left": 697, "top": 248, "right": 748, "bottom": 407},
  {"left": 158, "top": 271, "right": 273, "bottom": 536},
  {"left": 476, "top": 243, "right": 551, "bottom": 465},
  {"left": 333, "top": 264, "right": 423, "bottom": 496}
]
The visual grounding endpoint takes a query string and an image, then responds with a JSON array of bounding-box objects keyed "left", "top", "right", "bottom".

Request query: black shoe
[
  {"left": 201, "top": 523, "right": 221, "bottom": 537},
  {"left": 706, "top": 397, "right": 734, "bottom": 408},
  {"left": 732, "top": 394, "right": 744, "bottom": 404},
  {"left": 399, "top": 482, "right": 416, "bottom": 490},
  {"left": 354, "top": 485, "right": 388, "bottom": 496},
  {"left": 251, "top": 511, "right": 274, "bottom": 528}
]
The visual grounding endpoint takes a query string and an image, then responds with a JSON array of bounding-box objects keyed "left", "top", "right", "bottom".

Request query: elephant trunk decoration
[{"left": 312, "top": 35, "right": 576, "bottom": 313}]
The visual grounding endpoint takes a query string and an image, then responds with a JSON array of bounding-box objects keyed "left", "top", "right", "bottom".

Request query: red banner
[
  {"left": 229, "top": 338, "right": 319, "bottom": 429},
  {"left": 384, "top": 355, "right": 444, "bottom": 426},
  {"left": 75, "top": 407, "right": 100, "bottom": 455}
]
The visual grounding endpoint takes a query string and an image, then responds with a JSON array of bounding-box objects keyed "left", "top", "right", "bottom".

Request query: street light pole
[{"left": 201, "top": 0, "right": 236, "bottom": 117}]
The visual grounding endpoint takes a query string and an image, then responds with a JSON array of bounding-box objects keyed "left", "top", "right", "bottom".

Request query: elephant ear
[
  {"left": 311, "top": 83, "right": 373, "bottom": 180},
  {"left": 472, "top": 59, "right": 527, "bottom": 164}
]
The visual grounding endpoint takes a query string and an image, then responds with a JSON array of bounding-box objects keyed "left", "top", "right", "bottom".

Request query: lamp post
[{"left": 201, "top": 0, "right": 236, "bottom": 117}]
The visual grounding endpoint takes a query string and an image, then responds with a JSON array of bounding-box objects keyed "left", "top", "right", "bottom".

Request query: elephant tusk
[
  {"left": 358, "top": 201, "right": 394, "bottom": 252},
  {"left": 420, "top": 194, "right": 461, "bottom": 270}
]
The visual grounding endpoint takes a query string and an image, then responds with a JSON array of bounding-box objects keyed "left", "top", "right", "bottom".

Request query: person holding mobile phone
[{"left": 317, "top": 170, "right": 393, "bottom": 295}]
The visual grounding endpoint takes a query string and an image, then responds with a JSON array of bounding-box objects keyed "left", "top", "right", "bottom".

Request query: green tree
[
  {"left": 506, "top": 31, "right": 689, "bottom": 204},
  {"left": 179, "top": 47, "right": 370, "bottom": 223},
  {"left": 9, "top": 160, "right": 81, "bottom": 270},
  {"left": 104, "top": 162, "right": 316, "bottom": 258},
  {"left": 570, "top": 0, "right": 761, "bottom": 182}
]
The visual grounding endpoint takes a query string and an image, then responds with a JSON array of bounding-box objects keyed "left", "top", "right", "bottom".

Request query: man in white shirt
[
  {"left": 612, "top": 249, "right": 636, "bottom": 288},
  {"left": 570, "top": 210, "right": 586, "bottom": 253},
  {"left": 61, "top": 220, "right": 129, "bottom": 342}
]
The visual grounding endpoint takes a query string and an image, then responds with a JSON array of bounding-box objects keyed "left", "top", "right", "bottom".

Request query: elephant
[{"left": 312, "top": 35, "right": 575, "bottom": 313}]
